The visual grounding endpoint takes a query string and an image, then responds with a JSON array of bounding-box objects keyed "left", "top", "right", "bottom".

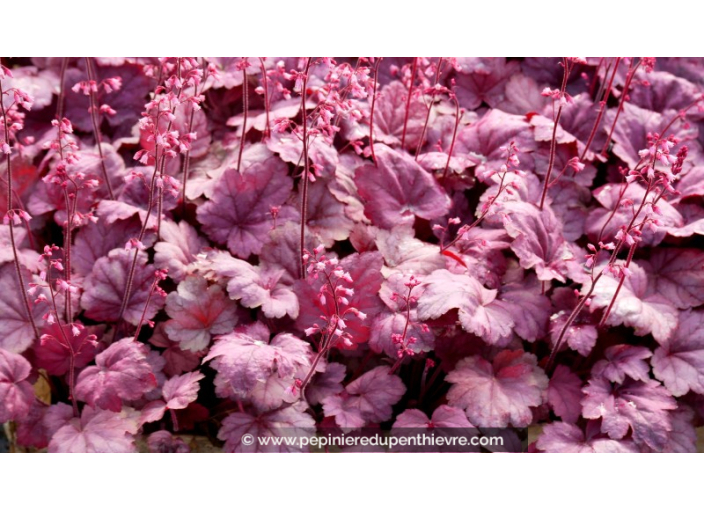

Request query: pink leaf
[
  {"left": 0, "top": 264, "right": 49, "bottom": 354},
  {"left": 416, "top": 269, "right": 513, "bottom": 344},
  {"left": 641, "top": 248, "right": 704, "bottom": 309},
  {"left": 154, "top": 220, "right": 209, "bottom": 281},
  {"left": 592, "top": 344, "right": 653, "bottom": 384},
  {"left": 164, "top": 275, "right": 240, "bottom": 352},
  {"left": 502, "top": 202, "right": 573, "bottom": 283},
  {"left": 446, "top": 350, "right": 548, "bottom": 427},
  {"left": 208, "top": 251, "right": 298, "bottom": 320},
  {"left": 34, "top": 323, "right": 98, "bottom": 376},
  {"left": 581, "top": 376, "right": 676, "bottom": 451},
  {"left": 218, "top": 404, "right": 315, "bottom": 453},
  {"left": 295, "top": 251, "right": 385, "bottom": 347},
  {"left": 162, "top": 371, "right": 205, "bottom": 410},
  {"left": 204, "top": 322, "right": 312, "bottom": 398},
  {"left": 0, "top": 348, "right": 35, "bottom": 423},
  {"left": 322, "top": 366, "right": 406, "bottom": 429},
  {"left": 536, "top": 422, "right": 638, "bottom": 453},
  {"left": 652, "top": 309, "right": 704, "bottom": 397},
  {"left": 589, "top": 262, "right": 678, "bottom": 343},
  {"left": 75, "top": 338, "right": 157, "bottom": 411},
  {"left": 47, "top": 405, "right": 140, "bottom": 453}
]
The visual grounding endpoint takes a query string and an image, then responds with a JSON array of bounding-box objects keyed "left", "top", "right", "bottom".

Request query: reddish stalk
[
  {"left": 443, "top": 144, "right": 516, "bottom": 252},
  {"left": 547, "top": 175, "right": 655, "bottom": 372},
  {"left": 236, "top": 60, "right": 248, "bottom": 172},
  {"left": 441, "top": 94, "right": 462, "bottom": 183},
  {"left": 400, "top": 58, "right": 418, "bottom": 151},
  {"left": 57, "top": 58, "right": 69, "bottom": 121},
  {"left": 299, "top": 270, "right": 342, "bottom": 395},
  {"left": 298, "top": 57, "right": 312, "bottom": 279},
  {"left": 580, "top": 57, "right": 621, "bottom": 160},
  {"left": 588, "top": 58, "right": 604, "bottom": 98},
  {"left": 0, "top": 81, "right": 40, "bottom": 342},
  {"left": 115, "top": 65, "right": 181, "bottom": 339},
  {"left": 598, "top": 242, "right": 638, "bottom": 328},
  {"left": 258, "top": 58, "right": 271, "bottom": 140},
  {"left": 601, "top": 58, "right": 641, "bottom": 157},
  {"left": 415, "top": 58, "right": 444, "bottom": 160},
  {"left": 539, "top": 58, "right": 571, "bottom": 210},
  {"left": 85, "top": 58, "right": 115, "bottom": 200},
  {"left": 45, "top": 261, "right": 80, "bottom": 417},
  {"left": 181, "top": 59, "right": 209, "bottom": 216},
  {"left": 368, "top": 58, "right": 382, "bottom": 163}
]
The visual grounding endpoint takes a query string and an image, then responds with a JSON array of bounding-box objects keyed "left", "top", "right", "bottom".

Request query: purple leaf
[
  {"left": 80, "top": 248, "right": 165, "bottom": 325},
  {"left": 147, "top": 431, "right": 190, "bottom": 453},
  {"left": 592, "top": 344, "right": 653, "bottom": 384},
  {"left": 306, "top": 362, "right": 346, "bottom": 406},
  {"left": 196, "top": 159, "right": 297, "bottom": 258},
  {"left": 394, "top": 405, "right": 474, "bottom": 429},
  {"left": 652, "top": 309, "right": 704, "bottom": 397},
  {"left": 641, "top": 248, "right": 704, "bottom": 309},
  {"left": 322, "top": 366, "right": 406, "bottom": 429},
  {"left": 371, "top": 81, "right": 426, "bottom": 148},
  {"left": 664, "top": 406, "right": 697, "bottom": 453},
  {"left": 581, "top": 376, "right": 676, "bottom": 451},
  {"left": 547, "top": 365, "right": 583, "bottom": 423},
  {"left": 218, "top": 404, "right": 315, "bottom": 453},
  {"left": 149, "top": 324, "right": 203, "bottom": 377},
  {"left": 446, "top": 350, "right": 548, "bottom": 427},
  {"left": 75, "top": 338, "right": 157, "bottom": 411},
  {"left": 0, "top": 349, "right": 35, "bottom": 423},
  {"left": 604, "top": 102, "right": 697, "bottom": 168},
  {"left": 72, "top": 215, "right": 144, "bottom": 277},
  {"left": 630, "top": 71, "right": 701, "bottom": 114},
  {"left": 355, "top": 145, "right": 451, "bottom": 229},
  {"left": 0, "top": 264, "right": 49, "bottom": 354},
  {"left": 456, "top": 109, "right": 537, "bottom": 180},
  {"left": 536, "top": 422, "right": 638, "bottom": 453},
  {"left": 300, "top": 179, "right": 355, "bottom": 245},
  {"left": 587, "top": 183, "right": 683, "bottom": 247},
  {"left": 164, "top": 275, "right": 240, "bottom": 352},
  {"left": 374, "top": 225, "right": 444, "bottom": 277},
  {"left": 549, "top": 287, "right": 598, "bottom": 356},
  {"left": 502, "top": 202, "right": 573, "bottom": 283},
  {"left": 454, "top": 58, "right": 520, "bottom": 110},
  {"left": 499, "top": 276, "right": 551, "bottom": 342}
]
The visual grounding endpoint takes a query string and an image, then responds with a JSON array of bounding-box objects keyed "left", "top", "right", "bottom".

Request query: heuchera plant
[{"left": 1, "top": 57, "right": 704, "bottom": 453}]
